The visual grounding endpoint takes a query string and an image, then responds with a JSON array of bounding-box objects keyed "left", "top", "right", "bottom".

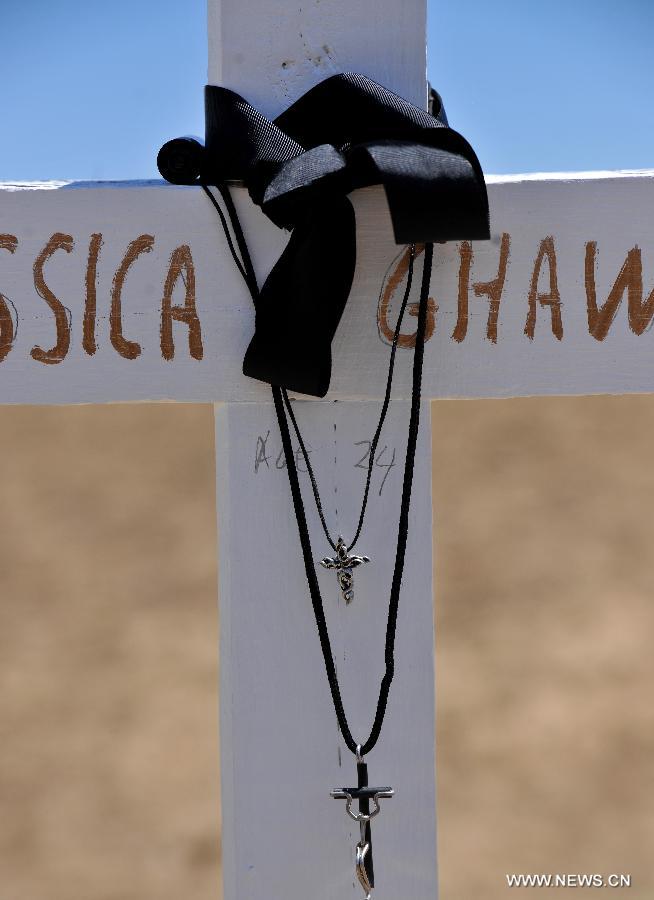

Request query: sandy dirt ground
[{"left": 0, "top": 397, "right": 652, "bottom": 900}]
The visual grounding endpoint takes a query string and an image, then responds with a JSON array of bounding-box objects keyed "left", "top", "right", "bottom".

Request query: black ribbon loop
[{"left": 158, "top": 72, "right": 489, "bottom": 397}]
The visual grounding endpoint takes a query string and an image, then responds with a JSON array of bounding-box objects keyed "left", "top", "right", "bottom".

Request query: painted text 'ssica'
[{"left": 1, "top": 233, "right": 653, "bottom": 365}]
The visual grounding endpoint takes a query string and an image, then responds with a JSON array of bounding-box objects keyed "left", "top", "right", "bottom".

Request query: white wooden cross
[{"left": 2, "top": 1, "right": 654, "bottom": 897}]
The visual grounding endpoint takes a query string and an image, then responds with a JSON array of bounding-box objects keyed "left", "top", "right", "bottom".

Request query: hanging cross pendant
[
  {"left": 331, "top": 755, "right": 393, "bottom": 899},
  {"left": 320, "top": 536, "right": 370, "bottom": 604}
]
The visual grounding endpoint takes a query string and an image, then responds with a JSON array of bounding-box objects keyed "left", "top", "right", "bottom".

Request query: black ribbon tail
[
  {"left": 243, "top": 197, "right": 356, "bottom": 397},
  {"left": 361, "top": 141, "right": 489, "bottom": 243},
  {"left": 158, "top": 72, "right": 490, "bottom": 396}
]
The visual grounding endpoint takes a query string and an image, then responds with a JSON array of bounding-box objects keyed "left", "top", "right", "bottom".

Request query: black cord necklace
[
  {"left": 203, "top": 186, "right": 422, "bottom": 606},
  {"left": 283, "top": 243, "right": 415, "bottom": 559},
  {"left": 204, "top": 181, "right": 432, "bottom": 899},
  {"left": 281, "top": 244, "right": 417, "bottom": 603},
  {"left": 274, "top": 242, "right": 432, "bottom": 760},
  {"left": 159, "top": 70, "right": 488, "bottom": 900}
]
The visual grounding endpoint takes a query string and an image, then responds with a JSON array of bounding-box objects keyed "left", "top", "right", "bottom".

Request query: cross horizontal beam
[{"left": 2, "top": 171, "right": 654, "bottom": 405}]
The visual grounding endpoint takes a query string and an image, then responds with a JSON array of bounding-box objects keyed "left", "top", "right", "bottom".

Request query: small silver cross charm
[
  {"left": 320, "top": 536, "right": 370, "bottom": 604},
  {"left": 330, "top": 783, "right": 394, "bottom": 899}
]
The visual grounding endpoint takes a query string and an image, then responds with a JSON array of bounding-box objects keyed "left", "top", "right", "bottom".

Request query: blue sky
[{"left": 1, "top": 0, "right": 652, "bottom": 181}]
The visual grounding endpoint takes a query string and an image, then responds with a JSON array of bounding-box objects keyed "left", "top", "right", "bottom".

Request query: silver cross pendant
[
  {"left": 320, "top": 536, "right": 370, "bottom": 604},
  {"left": 331, "top": 753, "right": 393, "bottom": 900}
]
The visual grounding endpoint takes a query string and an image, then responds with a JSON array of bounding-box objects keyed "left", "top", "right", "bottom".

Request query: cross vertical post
[
  {"left": 210, "top": 5, "right": 439, "bottom": 895},
  {"left": 215, "top": 400, "right": 438, "bottom": 899}
]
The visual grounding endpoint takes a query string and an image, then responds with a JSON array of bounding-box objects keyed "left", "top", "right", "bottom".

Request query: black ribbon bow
[{"left": 158, "top": 72, "right": 489, "bottom": 397}]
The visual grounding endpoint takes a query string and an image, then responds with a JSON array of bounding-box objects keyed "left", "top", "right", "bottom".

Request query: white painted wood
[
  {"left": 208, "top": 5, "right": 437, "bottom": 899},
  {"left": 215, "top": 400, "right": 437, "bottom": 900},
  {"left": 9, "top": 2, "right": 646, "bottom": 899},
  {"left": 7, "top": 4, "right": 646, "bottom": 900},
  {"left": 207, "top": 0, "right": 428, "bottom": 116},
  {"left": 485, "top": 168, "right": 654, "bottom": 182},
  {"left": 4, "top": 173, "right": 654, "bottom": 403}
]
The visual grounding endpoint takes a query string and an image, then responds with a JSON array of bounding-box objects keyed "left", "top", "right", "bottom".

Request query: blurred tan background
[{"left": 0, "top": 397, "right": 652, "bottom": 900}]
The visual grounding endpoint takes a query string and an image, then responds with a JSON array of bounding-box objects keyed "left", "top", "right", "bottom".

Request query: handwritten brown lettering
[
  {"left": 0, "top": 235, "right": 18, "bottom": 362},
  {"left": 475, "top": 233, "right": 510, "bottom": 343},
  {"left": 452, "top": 241, "right": 473, "bottom": 343},
  {"left": 377, "top": 244, "right": 437, "bottom": 347},
  {"left": 110, "top": 234, "right": 154, "bottom": 359},
  {"left": 452, "top": 234, "right": 510, "bottom": 343},
  {"left": 32, "top": 232, "right": 73, "bottom": 365},
  {"left": 0, "top": 235, "right": 17, "bottom": 253},
  {"left": 160, "top": 244, "right": 203, "bottom": 361},
  {"left": 84, "top": 233, "right": 103, "bottom": 356},
  {"left": 525, "top": 236, "right": 562, "bottom": 341},
  {"left": 585, "top": 242, "right": 654, "bottom": 340},
  {"left": 17, "top": 227, "right": 654, "bottom": 364}
]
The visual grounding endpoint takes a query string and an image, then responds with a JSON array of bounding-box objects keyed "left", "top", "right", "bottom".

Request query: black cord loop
[
  {"left": 273, "top": 244, "right": 432, "bottom": 755},
  {"left": 201, "top": 177, "right": 432, "bottom": 756},
  {"left": 282, "top": 243, "right": 416, "bottom": 553},
  {"left": 158, "top": 72, "right": 488, "bottom": 759}
]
